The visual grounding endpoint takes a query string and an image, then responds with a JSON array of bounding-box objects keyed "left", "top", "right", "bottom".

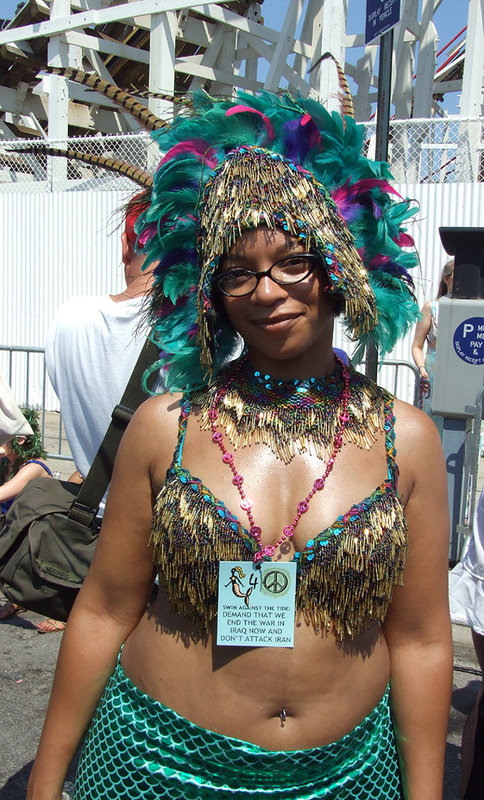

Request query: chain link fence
[
  {"left": 0, "top": 131, "right": 159, "bottom": 192},
  {"left": 0, "top": 117, "right": 482, "bottom": 192}
]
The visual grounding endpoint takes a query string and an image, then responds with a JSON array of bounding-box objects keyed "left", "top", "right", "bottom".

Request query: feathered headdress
[
  {"left": 22, "top": 65, "right": 419, "bottom": 391},
  {"left": 136, "top": 91, "right": 419, "bottom": 390}
]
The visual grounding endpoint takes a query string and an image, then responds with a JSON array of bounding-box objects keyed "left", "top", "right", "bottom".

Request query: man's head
[{"left": 122, "top": 191, "right": 153, "bottom": 287}]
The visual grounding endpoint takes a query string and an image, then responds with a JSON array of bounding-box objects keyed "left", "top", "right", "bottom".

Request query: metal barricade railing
[
  {"left": 0, "top": 344, "right": 73, "bottom": 464},
  {"left": 376, "top": 359, "right": 421, "bottom": 407},
  {"left": 354, "top": 358, "right": 421, "bottom": 407}
]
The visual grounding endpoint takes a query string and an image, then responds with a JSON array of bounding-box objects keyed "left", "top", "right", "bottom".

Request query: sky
[{"left": 1, "top": 0, "right": 470, "bottom": 114}]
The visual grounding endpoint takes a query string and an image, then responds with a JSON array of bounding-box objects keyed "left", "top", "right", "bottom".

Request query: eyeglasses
[{"left": 212, "top": 253, "right": 321, "bottom": 298}]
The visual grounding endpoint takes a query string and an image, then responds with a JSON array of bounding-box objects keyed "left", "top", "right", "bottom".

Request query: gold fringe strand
[{"left": 193, "top": 368, "right": 388, "bottom": 464}]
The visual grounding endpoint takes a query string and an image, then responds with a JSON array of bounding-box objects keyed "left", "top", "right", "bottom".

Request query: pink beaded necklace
[{"left": 208, "top": 357, "right": 351, "bottom": 563}]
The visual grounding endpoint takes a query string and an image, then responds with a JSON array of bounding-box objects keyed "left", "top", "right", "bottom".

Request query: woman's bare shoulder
[
  {"left": 392, "top": 398, "right": 445, "bottom": 498},
  {"left": 393, "top": 395, "right": 434, "bottom": 425},
  {"left": 118, "top": 391, "right": 184, "bottom": 466},
  {"left": 130, "top": 391, "right": 183, "bottom": 428},
  {"left": 393, "top": 397, "right": 442, "bottom": 449}
]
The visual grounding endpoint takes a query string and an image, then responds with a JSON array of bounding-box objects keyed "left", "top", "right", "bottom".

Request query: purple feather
[{"left": 281, "top": 115, "right": 320, "bottom": 163}]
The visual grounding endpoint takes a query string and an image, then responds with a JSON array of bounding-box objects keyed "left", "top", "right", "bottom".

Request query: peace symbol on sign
[{"left": 262, "top": 569, "right": 289, "bottom": 595}]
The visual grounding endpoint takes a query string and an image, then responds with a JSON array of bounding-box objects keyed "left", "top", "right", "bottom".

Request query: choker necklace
[
  {"left": 120, "top": 288, "right": 146, "bottom": 299},
  {"left": 209, "top": 356, "right": 351, "bottom": 562},
  {"left": 194, "top": 357, "right": 385, "bottom": 463}
]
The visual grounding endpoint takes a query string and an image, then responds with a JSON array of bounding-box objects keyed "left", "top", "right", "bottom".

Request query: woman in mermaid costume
[{"left": 27, "top": 71, "right": 452, "bottom": 800}]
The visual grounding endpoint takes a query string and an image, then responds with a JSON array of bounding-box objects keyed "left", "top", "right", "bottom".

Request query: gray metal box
[{"left": 432, "top": 297, "right": 484, "bottom": 418}]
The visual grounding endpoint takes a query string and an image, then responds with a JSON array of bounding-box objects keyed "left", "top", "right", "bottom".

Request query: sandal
[
  {"left": 37, "top": 618, "right": 67, "bottom": 634},
  {"left": 0, "top": 601, "right": 27, "bottom": 620}
]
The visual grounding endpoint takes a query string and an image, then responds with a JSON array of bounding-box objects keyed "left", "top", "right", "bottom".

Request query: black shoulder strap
[{"left": 68, "top": 335, "right": 160, "bottom": 525}]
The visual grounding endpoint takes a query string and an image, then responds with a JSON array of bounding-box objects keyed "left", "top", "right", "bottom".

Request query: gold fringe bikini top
[{"left": 150, "top": 381, "right": 407, "bottom": 641}]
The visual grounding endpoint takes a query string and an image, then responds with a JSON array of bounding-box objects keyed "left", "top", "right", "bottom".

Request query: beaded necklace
[
  {"left": 208, "top": 357, "right": 351, "bottom": 562},
  {"left": 194, "top": 358, "right": 384, "bottom": 464}
]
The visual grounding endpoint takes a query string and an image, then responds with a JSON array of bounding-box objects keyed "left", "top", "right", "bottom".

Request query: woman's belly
[{"left": 120, "top": 590, "right": 390, "bottom": 751}]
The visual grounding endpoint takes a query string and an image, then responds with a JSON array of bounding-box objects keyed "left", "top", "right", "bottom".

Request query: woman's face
[
  {"left": 444, "top": 267, "right": 454, "bottom": 294},
  {"left": 1, "top": 440, "right": 16, "bottom": 462},
  {"left": 218, "top": 227, "right": 336, "bottom": 377}
]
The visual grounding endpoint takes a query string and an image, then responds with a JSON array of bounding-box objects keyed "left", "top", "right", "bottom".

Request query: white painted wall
[{"left": 0, "top": 190, "right": 131, "bottom": 407}]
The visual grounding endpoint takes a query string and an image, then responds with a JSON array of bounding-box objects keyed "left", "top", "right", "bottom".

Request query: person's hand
[
  {"left": 67, "top": 469, "right": 84, "bottom": 484},
  {"left": 419, "top": 372, "right": 430, "bottom": 399}
]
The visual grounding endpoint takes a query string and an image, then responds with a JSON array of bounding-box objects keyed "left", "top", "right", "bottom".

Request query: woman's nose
[{"left": 251, "top": 274, "right": 286, "bottom": 303}]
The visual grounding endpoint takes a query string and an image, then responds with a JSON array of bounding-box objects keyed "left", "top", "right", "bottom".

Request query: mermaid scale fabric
[{"left": 74, "top": 659, "right": 403, "bottom": 799}]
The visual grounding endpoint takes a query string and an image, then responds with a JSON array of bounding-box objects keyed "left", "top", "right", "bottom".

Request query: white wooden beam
[
  {"left": 188, "top": 25, "right": 224, "bottom": 92},
  {"left": 393, "top": 0, "right": 419, "bottom": 118},
  {"left": 458, "top": 0, "right": 484, "bottom": 180},
  {"left": 210, "top": 27, "right": 237, "bottom": 97},
  {"left": 0, "top": 41, "right": 34, "bottom": 60},
  {"left": 68, "top": 0, "right": 115, "bottom": 9},
  {"left": 460, "top": 0, "right": 484, "bottom": 117},
  {"left": 33, "top": 0, "right": 52, "bottom": 13},
  {"left": 47, "top": 0, "right": 71, "bottom": 142},
  {"left": 413, "top": 0, "right": 437, "bottom": 117},
  {"left": 177, "top": 60, "right": 261, "bottom": 92},
  {"left": 149, "top": 11, "right": 176, "bottom": 113},
  {"left": 0, "top": 0, "right": 233, "bottom": 46},
  {"left": 312, "top": 0, "right": 347, "bottom": 110},
  {"left": 0, "top": 80, "right": 144, "bottom": 133},
  {"left": 263, "top": 0, "right": 303, "bottom": 91},
  {"left": 433, "top": 80, "right": 463, "bottom": 94},
  {"left": 64, "top": 29, "right": 150, "bottom": 63},
  {"left": 175, "top": 16, "right": 212, "bottom": 49},
  {"left": 353, "top": 48, "right": 376, "bottom": 121},
  {"left": 233, "top": 1, "right": 261, "bottom": 88}
]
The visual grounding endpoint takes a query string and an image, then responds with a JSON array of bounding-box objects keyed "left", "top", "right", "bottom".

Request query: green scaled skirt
[{"left": 74, "top": 653, "right": 403, "bottom": 800}]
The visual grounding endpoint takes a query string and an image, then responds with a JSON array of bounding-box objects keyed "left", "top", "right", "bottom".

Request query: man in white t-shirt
[{"left": 45, "top": 196, "right": 161, "bottom": 483}]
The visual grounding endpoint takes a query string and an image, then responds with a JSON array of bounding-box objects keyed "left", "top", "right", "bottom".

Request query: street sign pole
[
  {"left": 364, "top": 0, "right": 400, "bottom": 381},
  {"left": 366, "top": 27, "right": 394, "bottom": 381},
  {"left": 375, "top": 28, "right": 393, "bottom": 175}
]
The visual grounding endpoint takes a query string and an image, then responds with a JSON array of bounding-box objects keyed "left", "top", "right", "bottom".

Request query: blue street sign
[
  {"left": 453, "top": 317, "right": 484, "bottom": 366},
  {"left": 365, "top": 0, "right": 401, "bottom": 45}
]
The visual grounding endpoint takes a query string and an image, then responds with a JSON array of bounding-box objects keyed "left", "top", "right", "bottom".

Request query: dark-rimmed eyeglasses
[{"left": 212, "top": 253, "right": 321, "bottom": 298}]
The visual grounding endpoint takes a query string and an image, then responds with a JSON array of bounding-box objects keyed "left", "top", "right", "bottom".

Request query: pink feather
[
  {"left": 159, "top": 139, "right": 218, "bottom": 169},
  {"left": 225, "top": 105, "right": 275, "bottom": 141}
]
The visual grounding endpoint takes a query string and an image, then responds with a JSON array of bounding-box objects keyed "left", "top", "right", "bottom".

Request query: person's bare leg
[{"left": 461, "top": 630, "right": 484, "bottom": 798}]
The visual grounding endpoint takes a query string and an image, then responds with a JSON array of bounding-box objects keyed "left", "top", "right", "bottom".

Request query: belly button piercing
[{"left": 280, "top": 708, "right": 287, "bottom": 727}]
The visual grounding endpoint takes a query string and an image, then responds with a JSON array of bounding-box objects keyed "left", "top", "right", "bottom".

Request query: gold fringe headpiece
[{"left": 197, "top": 146, "right": 376, "bottom": 373}]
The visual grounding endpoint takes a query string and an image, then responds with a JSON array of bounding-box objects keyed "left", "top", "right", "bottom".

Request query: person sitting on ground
[
  {"left": 0, "top": 372, "right": 33, "bottom": 446},
  {"left": 0, "top": 408, "right": 64, "bottom": 631},
  {"left": 0, "top": 407, "right": 51, "bottom": 514}
]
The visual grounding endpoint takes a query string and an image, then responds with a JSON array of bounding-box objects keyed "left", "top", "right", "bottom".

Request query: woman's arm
[
  {"left": 383, "top": 402, "right": 452, "bottom": 800},
  {"left": 0, "top": 461, "right": 50, "bottom": 503},
  {"left": 26, "top": 393, "right": 180, "bottom": 800},
  {"left": 411, "top": 302, "right": 432, "bottom": 382}
]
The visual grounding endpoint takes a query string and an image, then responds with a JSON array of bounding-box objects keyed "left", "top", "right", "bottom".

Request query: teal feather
[{"left": 163, "top": 266, "right": 198, "bottom": 304}]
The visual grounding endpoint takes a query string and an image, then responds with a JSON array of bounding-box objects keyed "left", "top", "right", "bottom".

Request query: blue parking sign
[{"left": 366, "top": 0, "right": 401, "bottom": 44}]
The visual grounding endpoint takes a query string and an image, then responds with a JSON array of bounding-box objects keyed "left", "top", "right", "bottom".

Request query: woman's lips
[{"left": 251, "top": 314, "right": 299, "bottom": 331}]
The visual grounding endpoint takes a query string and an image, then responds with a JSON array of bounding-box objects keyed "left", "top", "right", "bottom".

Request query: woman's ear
[{"left": 15, "top": 436, "right": 26, "bottom": 446}]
